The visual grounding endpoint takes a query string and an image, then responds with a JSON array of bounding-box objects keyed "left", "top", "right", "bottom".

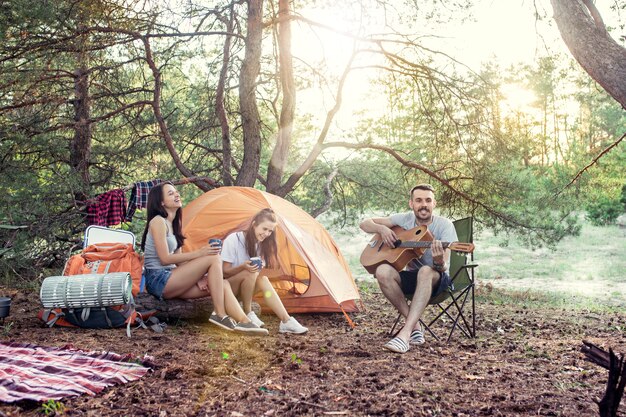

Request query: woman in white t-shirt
[{"left": 221, "top": 208, "right": 308, "bottom": 334}]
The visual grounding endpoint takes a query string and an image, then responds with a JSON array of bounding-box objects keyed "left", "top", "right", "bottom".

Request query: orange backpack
[
  {"left": 38, "top": 242, "right": 162, "bottom": 337},
  {"left": 63, "top": 243, "right": 143, "bottom": 296}
]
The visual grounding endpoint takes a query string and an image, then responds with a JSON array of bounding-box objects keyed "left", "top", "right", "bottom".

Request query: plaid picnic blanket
[{"left": 0, "top": 341, "right": 152, "bottom": 402}]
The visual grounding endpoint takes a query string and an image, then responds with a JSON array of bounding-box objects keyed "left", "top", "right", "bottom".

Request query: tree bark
[
  {"left": 236, "top": 0, "right": 263, "bottom": 187},
  {"left": 135, "top": 293, "right": 214, "bottom": 320},
  {"left": 216, "top": 8, "right": 235, "bottom": 186},
  {"left": 310, "top": 166, "right": 338, "bottom": 218},
  {"left": 135, "top": 293, "right": 260, "bottom": 320},
  {"left": 70, "top": 65, "right": 91, "bottom": 202},
  {"left": 70, "top": 17, "right": 91, "bottom": 205},
  {"left": 266, "top": 0, "right": 295, "bottom": 193},
  {"left": 551, "top": 0, "right": 626, "bottom": 109}
]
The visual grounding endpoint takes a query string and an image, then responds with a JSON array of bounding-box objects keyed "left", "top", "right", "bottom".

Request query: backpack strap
[
  {"left": 145, "top": 316, "right": 166, "bottom": 333},
  {"left": 134, "top": 315, "right": 166, "bottom": 333},
  {"left": 96, "top": 274, "right": 105, "bottom": 307},
  {"left": 41, "top": 309, "right": 63, "bottom": 327},
  {"left": 67, "top": 308, "right": 80, "bottom": 324},
  {"left": 102, "top": 307, "right": 113, "bottom": 328},
  {"left": 123, "top": 295, "right": 137, "bottom": 338},
  {"left": 81, "top": 307, "right": 91, "bottom": 322}
]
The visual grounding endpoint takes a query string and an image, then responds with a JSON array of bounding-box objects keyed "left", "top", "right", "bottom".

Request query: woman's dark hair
[
  {"left": 140, "top": 182, "right": 185, "bottom": 251},
  {"left": 244, "top": 208, "right": 278, "bottom": 269}
]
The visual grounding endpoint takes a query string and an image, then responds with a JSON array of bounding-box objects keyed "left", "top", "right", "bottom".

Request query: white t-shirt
[
  {"left": 221, "top": 231, "right": 259, "bottom": 267},
  {"left": 388, "top": 212, "right": 457, "bottom": 272}
]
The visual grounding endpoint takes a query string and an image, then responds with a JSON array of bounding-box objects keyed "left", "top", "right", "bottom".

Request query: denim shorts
[
  {"left": 144, "top": 268, "right": 173, "bottom": 300},
  {"left": 399, "top": 268, "right": 452, "bottom": 298}
]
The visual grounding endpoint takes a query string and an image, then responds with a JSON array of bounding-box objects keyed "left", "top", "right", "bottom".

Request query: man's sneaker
[
  {"left": 247, "top": 311, "right": 265, "bottom": 327},
  {"left": 234, "top": 321, "right": 269, "bottom": 335},
  {"left": 278, "top": 316, "right": 308, "bottom": 334},
  {"left": 209, "top": 313, "right": 236, "bottom": 331}
]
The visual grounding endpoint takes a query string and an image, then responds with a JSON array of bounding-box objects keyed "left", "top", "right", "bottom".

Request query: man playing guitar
[{"left": 360, "top": 184, "right": 458, "bottom": 353}]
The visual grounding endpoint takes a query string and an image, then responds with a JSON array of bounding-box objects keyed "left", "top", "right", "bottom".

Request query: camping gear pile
[{"left": 38, "top": 227, "right": 160, "bottom": 336}]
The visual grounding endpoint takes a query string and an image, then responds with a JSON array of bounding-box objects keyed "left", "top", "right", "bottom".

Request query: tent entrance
[{"left": 265, "top": 263, "right": 311, "bottom": 296}]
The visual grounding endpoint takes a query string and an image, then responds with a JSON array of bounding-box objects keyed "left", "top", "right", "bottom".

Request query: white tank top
[{"left": 143, "top": 219, "right": 178, "bottom": 269}]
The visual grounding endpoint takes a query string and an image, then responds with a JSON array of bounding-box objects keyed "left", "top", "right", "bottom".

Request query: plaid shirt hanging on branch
[
  {"left": 86, "top": 189, "right": 127, "bottom": 226},
  {"left": 125, "top": 179, "right": 163, "bottom": 222}
]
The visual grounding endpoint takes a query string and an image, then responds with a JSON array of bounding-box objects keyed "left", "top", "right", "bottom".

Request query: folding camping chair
[{"left": 389, "top": 217, "right": 478, "bottom": 343}]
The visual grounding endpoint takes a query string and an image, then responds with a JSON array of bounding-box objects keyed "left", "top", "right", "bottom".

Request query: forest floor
[{"left": 1, "top": 281, "right": 625, "bottom": 417}]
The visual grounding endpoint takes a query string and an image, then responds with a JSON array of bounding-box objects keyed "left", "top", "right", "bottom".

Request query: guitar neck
[{"left": 399, "top": 241, "right": 451, "bottom": 249}]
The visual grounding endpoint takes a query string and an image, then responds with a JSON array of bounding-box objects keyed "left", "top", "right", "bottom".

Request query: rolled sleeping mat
[{"left": 40, "top": 272, "right": 132, "bottom": 309}]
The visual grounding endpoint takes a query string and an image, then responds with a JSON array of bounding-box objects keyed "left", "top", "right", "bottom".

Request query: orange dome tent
[{"left": 182, "top": 187, "right": 361, "bottom": 314}]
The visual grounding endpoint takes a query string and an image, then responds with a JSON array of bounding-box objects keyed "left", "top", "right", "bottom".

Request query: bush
[{"left": 585, "top": 195, "right": 624, "bottom": 226}]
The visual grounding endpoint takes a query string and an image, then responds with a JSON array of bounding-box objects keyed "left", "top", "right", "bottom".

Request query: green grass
[
  {"left": 327, "top": 217, "right": 626, "bottom": 309},
  {"left": 475, "top": 222, "right": 626, "bottom": 282},
  {"left": 473, "top": 221, "right": 626, "bottom": 308}
]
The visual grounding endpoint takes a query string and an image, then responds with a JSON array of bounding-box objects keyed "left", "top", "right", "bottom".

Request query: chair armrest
[{"left": 449, "top": 263, "right": 478, "bottom": 285}]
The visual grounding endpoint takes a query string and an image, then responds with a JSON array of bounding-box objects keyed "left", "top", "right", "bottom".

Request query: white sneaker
[
  {"left": 234, "top": 321, "right": 268, "bottom": 336},
  {"left": 279, "top": 316, "right": 308, "bottom": 334},
  {"left": 247, "top": 311, "right": 265, "bottom": 327}
]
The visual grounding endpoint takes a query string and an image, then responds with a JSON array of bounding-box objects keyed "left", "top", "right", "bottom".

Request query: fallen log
[
  {"left": 581, "top": 340, "right": 626, "bottom": 417},
  {"left": 134, "top": 293, "right": 260, "bottom": 321},
  {"left": 135, "top": 293, "right": 213, "bottom": 320}
]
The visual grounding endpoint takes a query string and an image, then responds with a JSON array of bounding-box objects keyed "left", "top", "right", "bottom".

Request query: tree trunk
[
  {"left": 70, "top": 65, "right": 91, "bottom": 203},
  {"left": 236, "top": 0, "right": 263, "bottom": 187},
  {"left": 216, "top": 8, "right": 235, "bottom": 186},
  {"left": 551, "top": 0, "right": 626, "bottom": 109},
  {"left": 266, "top": 0, "right": 295, "bottom": 193},
  {"left": 70, "top": 18, "right": 91, "bottom": 205},
  {"left": 135, "top": 293, "right": 214, "bottom": 320},
  {"left": 310, "top": 166, "right": 338, "bottom": 218}
]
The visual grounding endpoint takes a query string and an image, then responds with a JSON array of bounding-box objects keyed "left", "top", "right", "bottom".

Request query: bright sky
[
  {"left": 291, "top": 0, "right": 622, "bottom": 140},
  {"left": 446, "top": 0, "right": 620, "bottom": 70},
  {"left": 445, "top": 1, "right": 551, "bottom": 70}
]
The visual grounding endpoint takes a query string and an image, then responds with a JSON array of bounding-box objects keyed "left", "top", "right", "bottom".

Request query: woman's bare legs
[
  {"left": 223, "top": 280, "right": 252, "bottom": 323},
  {"left": 162, "top": 255, "right": 226, "bottom": 317},
  {"left": 228, "top": 271, "right": 291, "bottom": 322},
  {"left": 255, "top": 275, "right": 289, "bottom": 322},
  {"left": 226, "top": 270, "right": 257, "bottom": 314}
]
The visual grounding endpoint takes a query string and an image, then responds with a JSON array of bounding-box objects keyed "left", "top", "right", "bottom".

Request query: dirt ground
[{"left": 1, "top": 283, "right": 625, "bottom": 417}]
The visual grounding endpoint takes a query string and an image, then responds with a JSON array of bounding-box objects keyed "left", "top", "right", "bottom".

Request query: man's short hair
[{"left": 410, "top": 184, "right": 435, "bottom": 199}]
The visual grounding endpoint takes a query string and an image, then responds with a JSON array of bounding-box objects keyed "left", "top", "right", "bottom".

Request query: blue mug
[{"left": 250, "top": 257, "right": 262, "bottom": 269}]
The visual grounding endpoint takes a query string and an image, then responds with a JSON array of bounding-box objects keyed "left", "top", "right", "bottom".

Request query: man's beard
[{"left": 414, "top": 208, "right": 432, "bottom": 221}]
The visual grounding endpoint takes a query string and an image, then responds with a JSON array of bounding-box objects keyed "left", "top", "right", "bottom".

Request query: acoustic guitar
[{"left": 360, "top": 225, "right": 475, "bottom": 274}]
